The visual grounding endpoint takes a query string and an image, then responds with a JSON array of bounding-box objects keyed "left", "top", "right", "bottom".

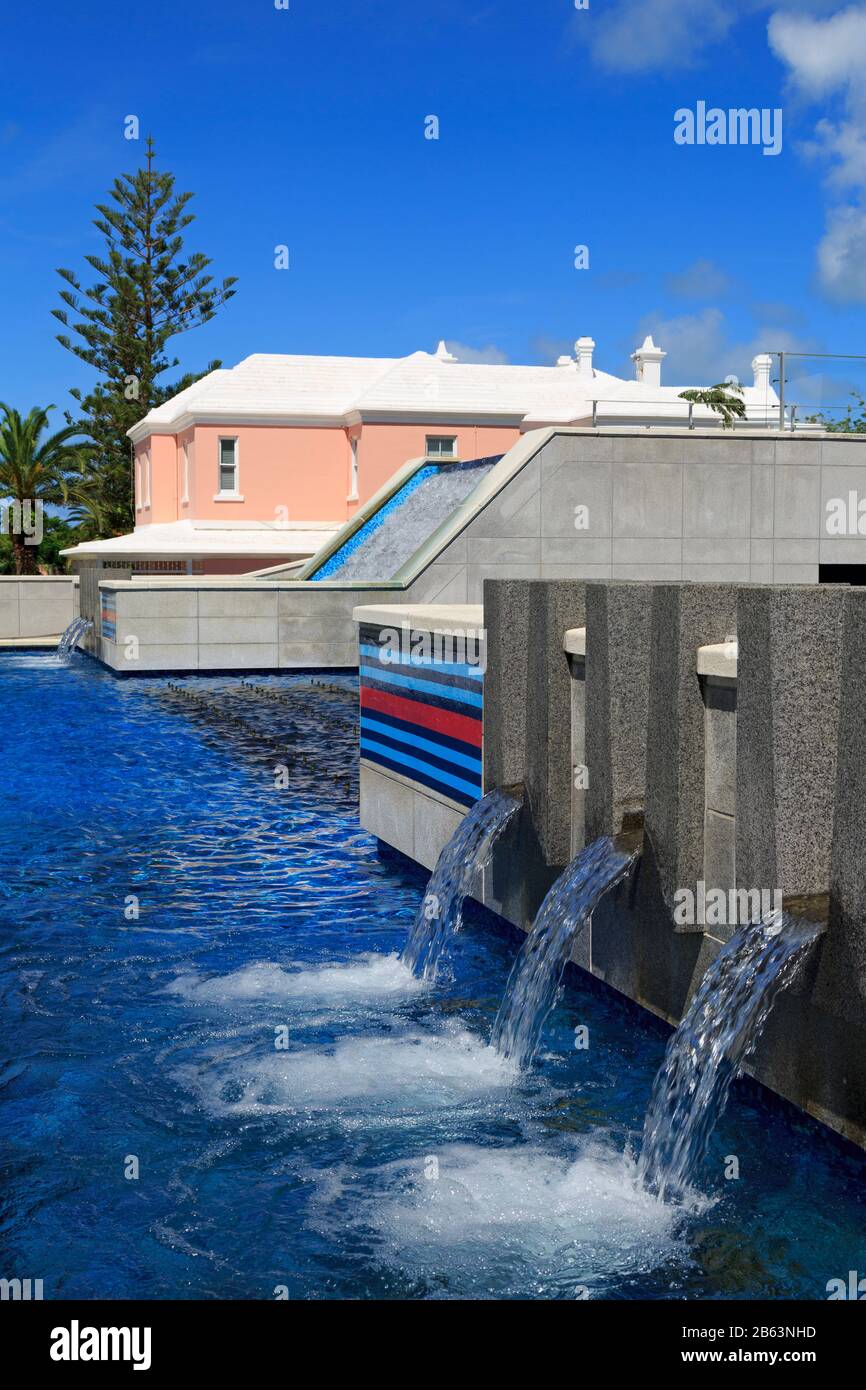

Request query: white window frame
[
  {"left": 214, "top": 436, "right": 244, "bottom": 501},
  {"left": 135, "top": 456, "right": 142, "bottom": 511},
  {"left": 425, "top": 434, "right": 458, "bottom": 460},
  {"left": 348, "top": 437, "right": 359, "bottom": 502},
  {"left": 181, "top": 441, "right": 190, "bottom": 506},
  {"left": 142, "top": 450, "right": 151, "bottom": 508}
]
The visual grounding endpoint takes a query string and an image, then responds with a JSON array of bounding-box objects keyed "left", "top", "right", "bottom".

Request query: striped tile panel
[
  {"left": 358, "top": 622, "right": 483, "bottom": 807},
  {"left": 101, "top": 595, "right": 117, "bottom": 642}
]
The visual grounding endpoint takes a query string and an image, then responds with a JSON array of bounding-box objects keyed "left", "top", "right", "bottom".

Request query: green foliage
[
  {"left": 53, "top": 137, "right": 237, "bottom": 536},
  {"left": 807, "top": 391, "right": 866, "bottom": 433},
  {"left": 0, "top": 513, "right": 83, "bottom": 575},
  {"left": 679, "top": 382, "right": 747, "bottom": 429},
  {"left": 0, "top": 403, "right": 88, "bottom": 573}
]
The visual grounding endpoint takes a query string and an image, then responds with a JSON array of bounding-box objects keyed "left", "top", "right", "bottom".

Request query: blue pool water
[{"left": 2, "top": 652, "right": 865, "bottom": 1300}]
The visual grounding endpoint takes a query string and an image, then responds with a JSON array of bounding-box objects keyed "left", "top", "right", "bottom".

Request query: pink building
[{"left": 62, "top": 337, "right": 778, "bottom": 575}]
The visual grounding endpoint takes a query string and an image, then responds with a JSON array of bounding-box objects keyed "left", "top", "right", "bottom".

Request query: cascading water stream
[
  {"left": 639, "top": 908, "right": 823, "bottom": 1203},
  {"left": 57, "top": 617, "right": 93, "bottom": 657},
  {"left": 491, "top": 835, "right": 639, "bottom": 1069},
  {"left": 400, "top": 787, "right": 521, "bottom": 981}
]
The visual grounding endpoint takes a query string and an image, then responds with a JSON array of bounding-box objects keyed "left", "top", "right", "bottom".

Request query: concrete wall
[
  {"left": 98, "top": 582, "right": 393, "bottom": 673},
  {"left": 0, "top": 577, "right": 77, "bottom": 639},
  {"left": 96, "top": 429, "right": 866, "bottom": 674},
  {"left": 413, "top": 429, "right": 866, "bottom": 599}
]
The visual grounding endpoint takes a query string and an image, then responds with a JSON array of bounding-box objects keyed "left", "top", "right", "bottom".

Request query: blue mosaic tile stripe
[
  {"left": 101, "top": 596, "right": 117, "bottom": 642},
  {"left": 312, "top": 466, "right": 438, "bottom": 579}
]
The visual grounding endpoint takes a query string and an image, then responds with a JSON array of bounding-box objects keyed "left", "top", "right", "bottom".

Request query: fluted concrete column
[
  {"left": 525, "top": 579, "right": 587, "bottom": 867},
  {"left": 482, "top": 578, "right": 531, "bottom": 792},
  {"left": 584, "top": 581, "right": 653, "bottom": 843},
  {"left": 810, "top": 587, "right": 866, "bottom": 1026},
  {"left": 643, "top": 582, "right": 738, "bottom": 931},
  {"left": 736, "top": 584, "right": 846, "bottom": 900}
]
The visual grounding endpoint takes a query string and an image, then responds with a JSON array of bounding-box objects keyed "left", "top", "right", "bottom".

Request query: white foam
[
  {"left": 172, "top": 953, "right": 423, "bottom": 1008},
  {"left": 179, "top": 1022, "right": 517, "bottom": 1117},
  {"left": 314, "top": 1138, "right": 691, "bottom": 1297}
]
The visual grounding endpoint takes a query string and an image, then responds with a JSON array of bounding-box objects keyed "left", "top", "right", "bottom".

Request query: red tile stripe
[{"left": 360, "top": 684, "right": 482, "bottom": 748}]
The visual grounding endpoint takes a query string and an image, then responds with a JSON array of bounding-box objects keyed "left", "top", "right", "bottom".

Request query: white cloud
[
  {"left": 816, "top": 204, "right": 866, "bottom": 301},
  {"left": 631, "top": 307, "right": 815, "bottom": 385},
  {"left": 665, "top": 259, "right": 734, "bottom": 300},
  {"left": 575, "top": 0, "right": 737, "bottom": 73},
  {"left": 567, "top": 0, "right": 841, "bottom": 76},
  {"left": 768, "top": 4, "right": 866, "bottom": 301},
  {"left": 444, "top": 340, "right": 509, "bottom": 364},
  {"left": 531, "top": 335, "right": 573, "bottom": 364},
  {"left": 768, "top": 6, "right": 866, "bottom": 190},
  {"left": 768, "top": 6, "right": 866, "bottom": 99}
]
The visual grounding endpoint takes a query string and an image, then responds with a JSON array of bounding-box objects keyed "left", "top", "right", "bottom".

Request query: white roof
[
  {"left": 128, "top": 343, "right": 779, "bottom": 440},
  {"left": 60, "top": 519, "right": 338, "bottom": 561}
]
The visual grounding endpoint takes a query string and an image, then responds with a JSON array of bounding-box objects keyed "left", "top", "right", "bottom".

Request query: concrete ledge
[
  {"left": 360, "top": 762, "right": 465, "bottom": 870},
  {"left": 697, "top": 640, "right": 738, "bottom": 679},
  {"left": 563, "top": 626, "right": 586, "bottom": 657},
  {"left": 0, "top": 576, "right": 77, "bottom": 639},
  {"left": 352, "top": 602, "right": 483, "bottom": 633}
]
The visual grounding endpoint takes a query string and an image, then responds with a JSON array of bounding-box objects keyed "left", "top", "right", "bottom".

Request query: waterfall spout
[
  {"left": 639, "top": 907, "right": 824, "bottom": 1203},
  {"left": 400, "top": 787, "right": 521, "bottom": 981},
  {"left": 491, "top": 832, "right": 640, "bottom": 1069},
  {"left": 57, "top": 617, "right": 93, "bottom": 658}
]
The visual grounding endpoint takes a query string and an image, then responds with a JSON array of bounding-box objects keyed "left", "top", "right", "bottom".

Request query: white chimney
[
  {"left": 556, "top": 354, "right": 574, "bottom": 367},
  {"left": 575, "top": 336, "right": 595, "bottom": 377},
  {"left": 752, "top": 353, "right": 772, "bottom": 393},
  {"left": 631, "top": 334, "right": 667, "bottom": 388},
  {"left": 435, "top": 339, "right": 457, "bottom": 362}
]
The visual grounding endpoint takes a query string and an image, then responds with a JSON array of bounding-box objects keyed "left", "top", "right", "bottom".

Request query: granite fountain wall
[{"left": 479, "top": 576, "right": 866, "bottom": 1148}]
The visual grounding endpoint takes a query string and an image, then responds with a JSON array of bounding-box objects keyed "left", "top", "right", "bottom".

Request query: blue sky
[{"left": 3, "top": 0, "right": 866, "bottom": 417}]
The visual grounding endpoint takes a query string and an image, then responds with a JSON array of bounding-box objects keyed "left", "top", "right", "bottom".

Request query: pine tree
[{"left": 53, "top": 137, "right": 237, "bottom": 534}]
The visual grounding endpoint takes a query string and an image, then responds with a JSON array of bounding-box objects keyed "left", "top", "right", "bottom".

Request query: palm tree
[
  {"left": 678, "top": 382, "right": 747, "bottom": 430},
  {"left": 60, "top": 456, "right": 113, "bottom": 541},
  {"left": 0, "top": 404, "right": 87, "bottom": 573}
]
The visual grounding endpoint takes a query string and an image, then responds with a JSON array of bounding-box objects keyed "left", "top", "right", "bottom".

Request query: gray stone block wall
[
  {"left": 412, "top": 430, "right": 866, "bottom": 595},
  {"left": 643, "top": 583, "right": 738, "bottom": 931},
  {"left": 524, "top": 580, "right": 586, "bottom": 867},
  {"left": 736, "top": 584, "right": 846, "bottom": 898},
  {"left": 482, "top": 579, "right": 532, "bottom": 791},
  {"left": 816, "top": 587, "right": 866, "bottom": 1025},
  {"left": 583, "top": 581, "right": 654, "bottom": 844}
]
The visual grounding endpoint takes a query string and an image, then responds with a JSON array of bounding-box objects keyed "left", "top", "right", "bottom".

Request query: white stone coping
[
  {"left": 353, "top": 603, "right": 484, "bottom": 634},
  {"left": 697, "top": 640, "right": 738, "bottom": 679},
  {"left": 98, "top": 577, "right": 403, "bottom": 591},
  {"left": 561, "top": 628, "right": 738, "bottom": 676}
]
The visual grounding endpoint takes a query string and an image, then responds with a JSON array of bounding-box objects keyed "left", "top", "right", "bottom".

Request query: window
[
  {"left": 142, "top": 450, "right": 151, "bottom": 508},
  {"left": 135, "top": 457, "right": 142, "bottom": 511},
  {"left": 348, "top": 437, "right": 359, "bottom": 501},
  {"left": 218, "top": 438, "right": 238, "bottom": 495},
  {"left": 425, "top": 435, "right": 457, "bottom": 459},
  {"left": 181, "top": 442, "right": 190, "bottom": 506}
]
